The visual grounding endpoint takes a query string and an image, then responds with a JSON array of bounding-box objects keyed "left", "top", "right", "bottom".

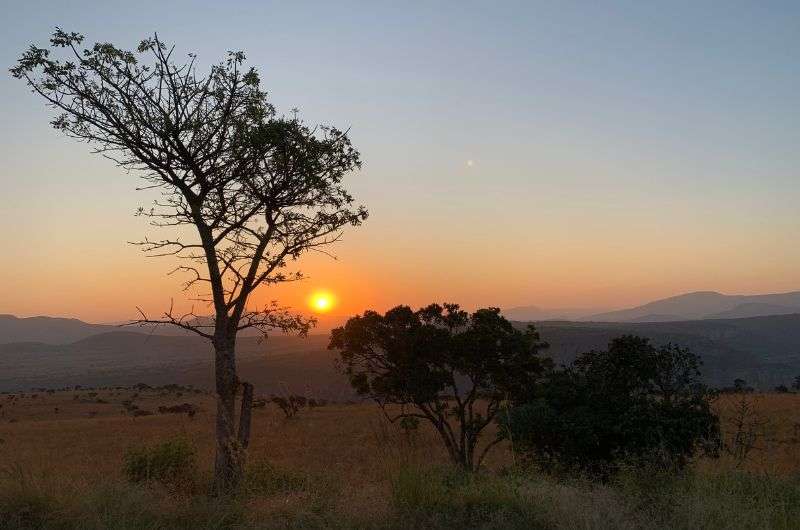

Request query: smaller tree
[
  {"left": 330, "top": 304, "right": 550, "bottom": 470},
  {"left": 793, "top": 375, "right": 800, "bottom": 392},
  {"left": 733, "top": 378, "right": 752, "bottom": 393},
  {"left": 270, "top": 394, "right": 307, "bottom": 419}
]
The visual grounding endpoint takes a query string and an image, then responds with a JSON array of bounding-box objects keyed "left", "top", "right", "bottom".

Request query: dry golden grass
[
  {"left": 0, "top": 388, "right": 463, "bottom": 526},
  {"left": 1, "top": 388, "right": 800, "bottom": 529},
  {"left": 710, "top": 392, "right": 800, "bottom": 475},
  {"left": 2, "top": 390, "right": 800, "bottom": 481},
  {"left": 0, "top": 388, "right": 513, "bottom": 483}
]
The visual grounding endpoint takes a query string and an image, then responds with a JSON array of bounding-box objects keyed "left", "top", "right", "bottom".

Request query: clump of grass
[
  {"left": 123, "top": 436, "right": 197, "bottom": 493},
  {"left": 389, "top": 465, "right": 540, "bottom": 529},
  {"left": 242, "top": 458, "right": 307, "bottom": 497},
  {"left": 0, "top": 463, "right": 61, "bottom": 529},
  {"left": 0, "top": 471, "right": 246, "bottom": 530},
  {"left": 664, "top": 471, "right": 800, "bottom": 530}
]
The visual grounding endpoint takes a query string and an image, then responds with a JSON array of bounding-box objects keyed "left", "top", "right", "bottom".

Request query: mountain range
[
  {"left": 503, "top": 290, "right": 800, "bottom": 323},
  {"left": 584, "top": 290, "right": 800, "bottom": 322},
  {"left": 6, "top": 290, "right": 797, "bottom": 346},
  {"left": 2, "top": 313, "right": 800, "bottom": 393},
  {"left": 3, "top": 290, "right": 800, "bottom": 394}
]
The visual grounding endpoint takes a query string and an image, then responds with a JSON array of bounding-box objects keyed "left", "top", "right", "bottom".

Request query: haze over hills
[
  {"left": 3, "top": 289, "right": 800, "bottom": 394},
  {"left": 0, "top": 313, "right": 349, "bottom": 345},
  {"left": 500, "top": 306, "right": 606, "bottom": 322},
  {"left": 0, "top": 332, "right": 350, "bottom": 398},
  {"left": 3, "top": 313, "right": 800, "bottom": 393},
  {"left": 5, "top": 289, "right": 798, "bottom": 347}
]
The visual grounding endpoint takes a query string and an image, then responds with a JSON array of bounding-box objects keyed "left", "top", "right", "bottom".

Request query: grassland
[{"left": 1, "top": 388, "right": 799, "bottom": 529}]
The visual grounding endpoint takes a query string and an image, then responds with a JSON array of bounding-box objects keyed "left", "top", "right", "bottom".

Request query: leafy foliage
[
  {"left": 331, "top": 303, "right": 550, "bottom": 470},
  {"left": 502, "top": 335, "right": 719, "bottom": 476}
]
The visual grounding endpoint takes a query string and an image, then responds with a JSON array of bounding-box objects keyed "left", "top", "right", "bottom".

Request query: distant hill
[
  {"left": 3, "top": 314, "right": 800, "bottom": 393},
  {"left": 0, "top": 314, "right": 113, "bottom": 344},
  {"left": 585, "top": 291, "right": 800, "bottom": 322}
]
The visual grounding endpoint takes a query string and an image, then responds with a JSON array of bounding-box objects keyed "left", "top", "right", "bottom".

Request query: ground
[{"left": 1, "top": 388, "right": 799, "bottom": 529}]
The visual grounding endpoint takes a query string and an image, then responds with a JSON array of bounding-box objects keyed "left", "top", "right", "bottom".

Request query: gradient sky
[{"left": 1, "top": 1, "right": 798, "bottom": 322}]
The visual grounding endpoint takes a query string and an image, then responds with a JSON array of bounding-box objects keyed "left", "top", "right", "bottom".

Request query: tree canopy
[
  {"left": 11, "top": 29, "right": 367, "bottom": 338},
  {"left": 501, "top": 335, "right": 720, "bottom": 476},
  {"left": 330, "top": 303, "right": 550, "bottom": 470}
]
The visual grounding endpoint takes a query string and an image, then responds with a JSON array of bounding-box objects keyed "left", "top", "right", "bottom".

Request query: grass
[{"left": 0, "top": 389, "right": 799, "bottom": 528}]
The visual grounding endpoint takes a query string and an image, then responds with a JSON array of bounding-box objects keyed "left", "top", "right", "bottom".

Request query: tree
[
  {"left": 501, "top": 335, "right": 719, "bottom": 476},
  {"left": 733, "top": 378, "right": 751, "bottom": 393},
  {"left": 330, "top": 303, "right": 550, "bottom": 470},
  {"left": 793, "top": 375, "right": 800, "bottom": 392},
  {"left": 270, "top": 394, "right": 307, "bottom": 419},
  {"left": 12, "top": 29, "right": 367, "bottom": 491}
]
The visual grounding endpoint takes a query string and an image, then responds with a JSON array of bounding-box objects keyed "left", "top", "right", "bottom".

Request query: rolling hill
[
  {"left": 2, "top": 314, "right": 800, "bottom": 393},
  {"left": 0, "top": 314, "right": 114, "bottom": 344}
]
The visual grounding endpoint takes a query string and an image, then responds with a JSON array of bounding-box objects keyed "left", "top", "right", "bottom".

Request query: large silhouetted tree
[{"left": 12, "top": 29, "right": 367, "bottom": 491}]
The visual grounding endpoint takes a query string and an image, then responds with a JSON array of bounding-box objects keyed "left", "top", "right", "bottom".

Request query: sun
[{"left": 308, "top": 290, "right": 336, "bottom": 313}]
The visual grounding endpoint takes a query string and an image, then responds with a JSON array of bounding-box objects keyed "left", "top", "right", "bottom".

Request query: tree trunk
[{"left": 213, "top": 340, "right": 245, "bottom": 493}]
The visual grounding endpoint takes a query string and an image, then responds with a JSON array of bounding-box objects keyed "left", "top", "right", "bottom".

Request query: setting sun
[{"left": 308, "top": 290, "right": 336, "bottom": 313}]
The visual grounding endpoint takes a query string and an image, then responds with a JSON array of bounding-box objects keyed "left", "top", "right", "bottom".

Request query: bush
[
  {"left": 123, "top": 436, "right": 197, "bottom": 490},
  {"left": 502, "top": 335, "right": 719, "bottom": 477}
]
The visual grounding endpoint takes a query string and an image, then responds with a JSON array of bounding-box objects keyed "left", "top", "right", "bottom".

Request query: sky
[{"left": 0, "top": 1, "right": 798, "bottom": 323}]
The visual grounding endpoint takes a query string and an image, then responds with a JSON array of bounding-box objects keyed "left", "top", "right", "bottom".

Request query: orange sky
[
  {"left": 1, "top": 3, "right": 798, "bottom": 323},
  {"left": 2, "top": 186, "right": 798, "bottom": 324}
]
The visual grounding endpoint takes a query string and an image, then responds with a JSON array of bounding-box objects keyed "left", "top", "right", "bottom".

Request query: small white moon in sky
[{"left": 466, "top": 159, "right": 475, "bottom": 167}]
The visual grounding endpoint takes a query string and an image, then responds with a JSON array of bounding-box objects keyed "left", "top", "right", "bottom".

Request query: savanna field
[{"left": 1, "top": 387, "right": 799, "bottom": 529}]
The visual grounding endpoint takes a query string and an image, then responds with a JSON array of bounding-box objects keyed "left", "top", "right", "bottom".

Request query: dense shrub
[
  {"left": 123, "top": 436, "right": 197, "bottom": 490},
  {"left": 502, "top": 335, "right": 719, "bottom": 476}
]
